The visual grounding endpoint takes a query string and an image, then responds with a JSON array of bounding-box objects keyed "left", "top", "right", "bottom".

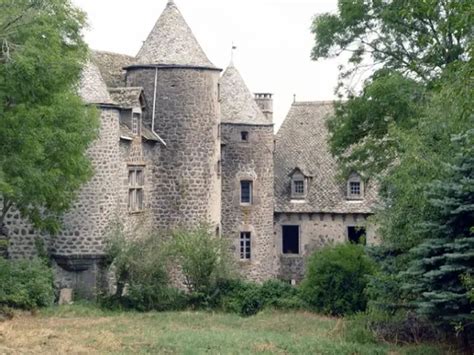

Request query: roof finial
[
  {"left": 293, "top": 94, "right": 296, "bottom": 103},
  {"left": 167, "top": 0, "right": 176, "bottom": 7},
  {"left": 230, "top": 42, "right": 237, "bottom": 66}
]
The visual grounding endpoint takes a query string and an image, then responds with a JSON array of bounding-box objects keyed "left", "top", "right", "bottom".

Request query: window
[
  {"left": 348, "top": 226, "right": 366, "bottom": 245},
  {"left": 131, "top": 112, "right": 140, "bottom": 136},
  {"left": 347, "top": 173, "right": 364, "bottom": 200},
  {"left": 291, "top": 170, "right": 306, "bottom": 199},
  {"left": 241, "top": 131, "right": 249, "bottom": 141},
  {"left": 240, "top": 232, "right": 251, "bottom": 260},
  {"left": 240, "top": 180, "right": 252, "bottom": 204},
  {"left": 128, "top": 166, "right": 144, "bottom": 212},
  {"left": 282, "top": 225, "right": 299, "bottom": 254}
]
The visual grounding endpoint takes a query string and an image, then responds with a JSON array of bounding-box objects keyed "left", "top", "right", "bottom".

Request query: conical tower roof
[
  {"left": 78, "top": 60, "right": 113, "bottom": 105},
  {"left": 220, "top": 63, "right": 270, "bottom": 125},
  {"left": 135, "top": 0, "right": 214, "bottom": 67}
]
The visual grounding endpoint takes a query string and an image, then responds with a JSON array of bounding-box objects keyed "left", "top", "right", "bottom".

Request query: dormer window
[
  {"left": 241, "top": 131, "right": 249, "bottom": 141},
  {"left": 347, "top": 173, "right": 364, "bottom": 200},
  {"left": 290, "top": 169, "right": 307, "bottom": 199}
]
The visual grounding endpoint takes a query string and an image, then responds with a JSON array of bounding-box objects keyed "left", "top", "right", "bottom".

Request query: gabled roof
[
  {"left": 135, "top": 0, "right": 214, "bottom": 67},
  {"left": 109, "top": 87, "right": 145, "bottom": 109},
  {"left": 274, "top": 101, "right": 378, "bottom": 214},
  {"left": 220, "top": 63, "right": 271, "bottom": 125},
  {"left": 91, "top": 50, "right": 134, "bottom": 88},
  {"left": 78, "top": 61, "right": 113, "bottom": 105}
]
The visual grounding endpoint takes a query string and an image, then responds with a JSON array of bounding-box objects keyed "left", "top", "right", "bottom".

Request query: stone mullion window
[
  {"left": 128, "top": 166, "right": 145, "bottom": 212},
  {"left": 240, "top": 232, "right": 251, "bottom": 260}
]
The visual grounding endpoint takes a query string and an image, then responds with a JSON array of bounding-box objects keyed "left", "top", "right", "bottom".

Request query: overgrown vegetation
[
  {"left": 311, "top": 0, "right": 473, "bottom": 351},
  {"left": 0, "top": 258, "right": 54, "bottom": 310}
]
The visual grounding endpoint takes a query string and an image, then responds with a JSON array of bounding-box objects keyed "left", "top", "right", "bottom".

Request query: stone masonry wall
[
  {"left": 127, "top": 67, "right": 221, "bottom": 232},
  {"left": 221, "top": 123, "right": 275, "bottom": 282},
  {"left": 274, "top": 212, "right": 378, "bottom": 282}
]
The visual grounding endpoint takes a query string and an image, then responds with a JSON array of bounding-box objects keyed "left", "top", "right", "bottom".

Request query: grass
[{"left": 0, "top": 304, "right": 449, "bottom": 354}]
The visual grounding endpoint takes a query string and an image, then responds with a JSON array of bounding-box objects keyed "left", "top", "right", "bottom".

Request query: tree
[
  {"left": 403, "top": 130, "right": 473, "bottom": 352},
  {"left": 311, "top": 0, "right": 473, "bottom": 176},
  {"left": 0, "top": 0, "right": 99, "bottom": 233}
]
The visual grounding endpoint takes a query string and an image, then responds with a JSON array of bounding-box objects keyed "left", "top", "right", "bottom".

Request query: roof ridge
[
  {"left": 92, "top": 49, "right": 134, "bottom": 58},
  {"left": 293, "top": 100, "right": 336, "bottom": 106}
]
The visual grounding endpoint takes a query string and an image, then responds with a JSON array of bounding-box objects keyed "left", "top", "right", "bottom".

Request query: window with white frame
[
  {"left": 347, "top": 173, "right": 364, "bottom": 200},
  {"left": 240, "top": 232, "right": 251, "bottom": 260},
  {"left": 240, "top": 180, "right": 252, "bottom": 204},
  {"left": 291, "top": 170, "right": 307, "bottom": 199},
  {"left": 128, "top": 166, "right": 144, "bottom": 212}
]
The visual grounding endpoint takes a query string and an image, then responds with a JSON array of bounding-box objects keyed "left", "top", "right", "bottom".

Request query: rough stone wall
[
  {"left": 221, "top": 123, "right": 275, "bottom": 282},
  {"left": 127, "top": 67, "right": 221, "bottom": 232},
  {"left": 118, "top": 139, "right": 158, "bottom": 239},
  {"left": 274, "top": 212, "right": 378, "bottom": 282}
]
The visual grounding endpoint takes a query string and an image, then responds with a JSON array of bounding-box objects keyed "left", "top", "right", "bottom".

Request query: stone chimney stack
[{"left": 254, "top": 93, "right": 273, "bottom": 122}]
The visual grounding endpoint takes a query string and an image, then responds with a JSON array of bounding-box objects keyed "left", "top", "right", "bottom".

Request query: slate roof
[
  {"left": 78, "top": 61, "right": 113, "bottom": 105},
  {"left": 135, "top": 0, "right": 214, "bottom": 67},
  {"left": 220, "top": 63, "right": 271, "bottom": 125},
  {"left": 92, "top": 50, "right": 134, "bottom": 88},
  {"left": 274, "top": 101, "right": 378, "bottom": 214},
  {"left": 108, "top": 87, "right": 144, "bottom": 109},
  {"left": 119, "top": 123, "right": 163, "bottom": 144}
]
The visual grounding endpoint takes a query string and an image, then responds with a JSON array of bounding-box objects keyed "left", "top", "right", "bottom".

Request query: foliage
[
  {"left": 0, "top": 258, "right": 54, "bottom": 309},
  {"left": 300, "top": 243, "right": 376, "bottom": 316},
  {"left": 402, "top": 130, "right": 474, "bottom": 346},
  {"left": 0, "top": 0, "right": 99, "bottom": 233},
  {"left": 165, "top": 226, "right": 234, "bottom": 294},
  {"left": 104, "top": 225, "right": 181, "bottom": 312}
]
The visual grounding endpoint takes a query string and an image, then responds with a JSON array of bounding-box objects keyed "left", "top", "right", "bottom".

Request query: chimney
[{"left": 254, "top": 93, "right": 273, "bottom": 122}]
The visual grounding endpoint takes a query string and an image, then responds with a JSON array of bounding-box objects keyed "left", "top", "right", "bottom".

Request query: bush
[
  {"left": 165, "top": 226, "right": 234, "bottom": 294},
  {"left": 0, "top": 258, "right": 54, "bottom": 309},
  {"left": 300, "top": 243, "right": 376, "bottom": 316},
  {"left": 104, "top": 227, "right": 183, "bottom": 311}
]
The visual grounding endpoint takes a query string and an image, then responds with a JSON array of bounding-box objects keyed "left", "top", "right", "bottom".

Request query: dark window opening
[
  {"left": 240, "top": 232, "right": 251, "bottom": 260},
  {"left": 350, "top": 181, "right": 361, "bottom": 196},
  {"left": 348, "top": 226, "right": 366, "bottom": 245},
  {"left": 282, "top": 225, "right": 299, "bottom": 254},
  {"left": 240, "top": 180, "right": 252, "bottom": 204},
  {"left": 241, "top": 131, "right": 249, "bottom": 141}
]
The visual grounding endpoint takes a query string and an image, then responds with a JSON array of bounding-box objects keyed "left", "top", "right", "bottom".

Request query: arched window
[{"left": 347, "top": 173, "right": 364, "bottom": 200}]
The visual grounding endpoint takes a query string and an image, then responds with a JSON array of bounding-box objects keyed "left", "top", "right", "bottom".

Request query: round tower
[
  {"left": 219, "top": 62, "right": 275, "bottom": 282},
  {"left": 125, "top": 0, "right": 221, "bottom": 231}
]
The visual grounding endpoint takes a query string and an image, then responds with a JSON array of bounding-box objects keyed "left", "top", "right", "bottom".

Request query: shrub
[
  {"left": 0, "top": 258, "right": 54, "bottom": 309},
  {"left": 165, "top": 226, "right": 234, "bottom": 294},
  {"left": 300, "top": 243, "right": 376, "bottom": 315},
  {"left": 104, "top": 227, "right": 181, "bottom": 311}
]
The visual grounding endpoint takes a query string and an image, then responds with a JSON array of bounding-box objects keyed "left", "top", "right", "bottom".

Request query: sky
[{"left": 72, "top": 0, "right": 341, "bottom": 130}]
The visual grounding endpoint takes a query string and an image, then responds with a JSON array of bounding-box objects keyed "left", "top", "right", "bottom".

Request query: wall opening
[
  {"left": 282, "top": 225, "right": 299, "bottom": 254},
  {"left": 348, "top": 226, "right": 366, "bottom": 245}
]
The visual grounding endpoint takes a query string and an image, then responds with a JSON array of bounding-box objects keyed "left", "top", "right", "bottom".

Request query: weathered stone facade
[
  {"left": 221, "top": 123, "right": 275, "bottom": 281},
  {"left": 4, "top": 0, "right": 380, "bottom": 295}
]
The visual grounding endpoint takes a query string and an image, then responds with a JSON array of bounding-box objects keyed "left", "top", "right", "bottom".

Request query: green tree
[
  {"left": 402, "top": 130, "right": 473, "bottom": 351},
  {"left": 311, "top": 0, "right": 473, "bottom": 176},
  {"left": 0, "top": 0, "right": 99, "bottom": 233}
]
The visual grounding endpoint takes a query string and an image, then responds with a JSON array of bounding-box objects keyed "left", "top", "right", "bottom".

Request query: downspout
[
  {"left": 151, "top": 67, "right": 166, "bottom": 146},
  {"left": 152, "top": 67, "right": 158, "bottom": 133}
]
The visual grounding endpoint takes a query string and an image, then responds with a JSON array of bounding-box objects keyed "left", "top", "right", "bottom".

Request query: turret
[
  {"left": 125, "top": 0, "right": 221, "bottom": 232},
  {"left": 219, "top": 63, "right": 275, "bottom": 282}
]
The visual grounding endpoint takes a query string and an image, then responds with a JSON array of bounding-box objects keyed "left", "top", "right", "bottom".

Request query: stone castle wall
[
  {"left": 221, "top": 123, "right": 275, "bottom": 282},
  {"left": 126, "top": 67, "right": 221, "bottom": 232},
  {"left": 274, "top": 212, "right": 378, "bottom": 282}
]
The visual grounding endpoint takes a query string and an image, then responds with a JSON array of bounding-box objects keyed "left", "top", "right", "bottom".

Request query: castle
[{"left": 4, "top": 0, "right": 378, "bottom": 293}]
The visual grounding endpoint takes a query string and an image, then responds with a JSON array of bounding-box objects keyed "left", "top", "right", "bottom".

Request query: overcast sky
[{"left": 72, "top": 0, "right": 341, "bottom": 129}]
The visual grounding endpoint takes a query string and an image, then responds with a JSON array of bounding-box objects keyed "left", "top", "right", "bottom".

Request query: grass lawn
[{"left": 0, "top": 305, "right": 450, "bottom": 354}]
